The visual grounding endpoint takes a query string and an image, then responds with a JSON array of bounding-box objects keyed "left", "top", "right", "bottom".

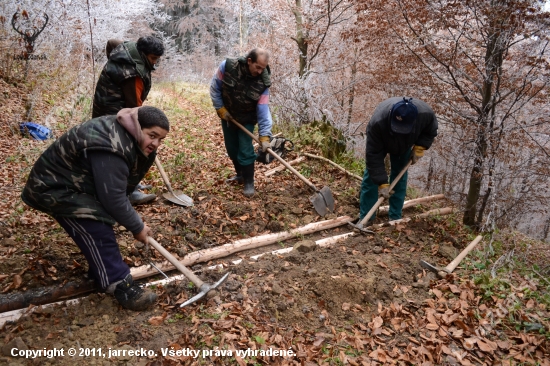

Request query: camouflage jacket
[
  {"left": 92, "top": 41, "right": 152, "bottom": 118},
  {"left": 21, "top": 115, "right": 156, "bottom": 225},
  {"left": 221, "top": 57, "right": 271, "bottom": 125}
]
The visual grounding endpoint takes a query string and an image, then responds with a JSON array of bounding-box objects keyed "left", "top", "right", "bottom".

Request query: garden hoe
[
  {"left": 146, "top": 237, "right": 230, "bottom": 307},
  {"left": 420, "top": 235, "right": 483, "bottom": 278},
  {"left": 229, "top": 117, "right": 335, "bottom": 217},
  {"left": 154, "top": 157, "right": 194, "bottom": 207},
  {"left": 348, "top": 160, "right": 412, "bottom": 233}
]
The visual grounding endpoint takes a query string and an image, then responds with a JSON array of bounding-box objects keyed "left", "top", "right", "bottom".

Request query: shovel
[
  {"left": 229, "top": 117, "right": 335, "bottom": 216},
  {"left": 154, "top": 157, "right": 194, "bottom": 207},
  {"left": 420, "top": 235, "right": 483, "bottom": 278},
  {"left": 349, "top": 160, "right": 412, "bottom": 232},
  {"left": 146, "top": 237, "right": 230, "bottom": 307}
]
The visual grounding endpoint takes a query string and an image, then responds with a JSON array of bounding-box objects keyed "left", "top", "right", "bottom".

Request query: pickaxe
[
  {"left": 147, "top": 237, "right": 229, "bottom": 307},
  {"left": 349, "top": 161, "right": 412, "bottom": 233},
  {"left": 420, "top": 235, "right": 483, "bottom": 277}
]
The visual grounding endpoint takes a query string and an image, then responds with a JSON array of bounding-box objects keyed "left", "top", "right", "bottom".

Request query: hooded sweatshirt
[{"left": 21, "top": 108, "right": 155, "bottom": 233}]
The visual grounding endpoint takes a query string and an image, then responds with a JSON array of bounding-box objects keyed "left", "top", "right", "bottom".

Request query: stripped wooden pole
[
  {"left": 302, "top": 152, "right": 362, "bottom": 181},
  {"left": 264, "top": 156, "right": 305, "bottom": 177}
]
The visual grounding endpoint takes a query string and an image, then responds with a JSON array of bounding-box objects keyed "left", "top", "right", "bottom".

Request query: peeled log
[{"left": 378, "top": 194, "right": 445, "bottom": 215}]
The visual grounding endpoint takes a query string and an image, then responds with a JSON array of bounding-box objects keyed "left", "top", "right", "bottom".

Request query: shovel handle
[
  {"left": 229, "top": 117, "right": 318, "bottom": 192},
  {"left": 358, "top": 161, "right": 412, "bottom": 227},
  {"left": 155, "top": 157, "right": 175, "bottom": 194},
  {"left": 444, "top": 235, "right": 483, "bottom": 273},
  {"left": 147, "top": 237, "right": 204, "bottom": 287}
]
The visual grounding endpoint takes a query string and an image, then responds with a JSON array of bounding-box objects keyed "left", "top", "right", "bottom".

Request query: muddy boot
[
  {"left": 113, "top": 274, "right": 157, "bottom": 311},
  {"left": 128, "top": 188, "right": 156, "bottom": 205},
  {"left": 241, "top": 163, "right": 255, "bottom": 198},
  {"left": 225, "top": 160, "right": 243, "bottom": 184}
]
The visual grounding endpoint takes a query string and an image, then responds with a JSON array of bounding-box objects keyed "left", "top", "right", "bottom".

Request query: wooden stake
[
  {"left": 378, "top": 194, "right": 445, "bottom": 214},
  {"left": 264, "top": 156, "right": 305, "bottom": 177},
  {"left": 302, "top": 152, "right": 362, "bottom": 181}
]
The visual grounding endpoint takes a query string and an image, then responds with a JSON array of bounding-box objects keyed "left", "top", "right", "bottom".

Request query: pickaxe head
[
  {"left": 419, "top": 259, "right": 440, "bottom": 274},
  {"left": 180, "top": 272, "right": 230, "bottom": 308}
]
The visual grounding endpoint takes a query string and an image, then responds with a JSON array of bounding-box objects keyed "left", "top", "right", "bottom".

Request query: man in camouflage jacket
[
  {"left": 22, "top": 106, "right": 170, "bottom": 311},
  {"left": 92, "top": 36, "right": 164, "bottom": 205},
  {"left": 210, "top": 48, "right": 273, "bottom": 197}
]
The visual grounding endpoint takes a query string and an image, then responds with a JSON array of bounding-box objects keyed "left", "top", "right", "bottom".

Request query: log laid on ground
[
  {"left": 0, "top": 280, "right": 96, "bottom": 314},
  {"left": 373, "top": 207, "right": 454, "bottom": 228},
  {"left": 378, "top": 194, "right": 445, "bottom": 215},
  {"left": 264, "top": 156, "right": 305, "bottom": 177},
  {"left": 302, "top": 152, "right": 362, "bottom": 181},
  {"left": 131, "top": 215, "right": 352, "bottom": 279},
  {"left": 0, "top": 216, "right": 351, "bottom": 316}
]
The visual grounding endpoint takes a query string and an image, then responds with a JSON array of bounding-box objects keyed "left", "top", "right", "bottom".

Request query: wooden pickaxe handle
[{"left": 444, "top": 235, "right": 483, "bottom": 273}]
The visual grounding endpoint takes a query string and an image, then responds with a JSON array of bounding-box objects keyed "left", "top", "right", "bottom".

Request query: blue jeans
[{"left": 359, "top": 149, "right": 411, "bottom": 221}]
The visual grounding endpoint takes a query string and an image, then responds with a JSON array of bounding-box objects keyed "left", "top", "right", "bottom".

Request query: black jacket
[{"left": 366, "top": 97, "right": 438, "bottom": 185}]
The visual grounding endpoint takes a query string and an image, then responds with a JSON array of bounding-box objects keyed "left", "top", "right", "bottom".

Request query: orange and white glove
[
  {"left": 411, "top": 145, "right": 426, "bottom": 164},
  {"left": 259, "top": 136, "right": 271, "bottom": 152},
  {"left": 216, "top": 107, "right": 232, "bottom": 121},
  {"left": 378, "top": 184, "right": 391, "bottom": 199}
]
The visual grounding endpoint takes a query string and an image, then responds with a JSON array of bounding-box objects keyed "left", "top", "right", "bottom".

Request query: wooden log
[
  {"left": 302, "top": 152, "right": 363, "bottom": 181},
  {"left": 0, "top": 280, "right": 96, "bottom": 314},
  {"left": 131, "top": 215, "right": 352, "bottom": 279},
  {"left": 264, "top": 156, "right": 305, "bottom": 177},
  {"left": 378, "top": 194, "right": 445, "bottom": 214},
  {"left": 373, "top": 207, "right": 454, "bottom": 228},
  {"left": 0, "top": 216, "right": 352, "bottom": 318}
]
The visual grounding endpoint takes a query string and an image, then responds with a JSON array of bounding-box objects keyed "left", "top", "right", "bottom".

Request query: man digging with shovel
[
  {"left": 359, "top": 97, "right": 438, "bottom": 226},
  {"left": 21, "top": 106, "right": 170, "bottom": 311},
  {"left": 210, "top": 48, "right": 273, "bottom": 197}
]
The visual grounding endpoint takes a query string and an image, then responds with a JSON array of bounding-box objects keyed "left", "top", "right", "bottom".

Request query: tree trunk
[{"left": 292, "top": 0, "right": 308, "bottom": 77}]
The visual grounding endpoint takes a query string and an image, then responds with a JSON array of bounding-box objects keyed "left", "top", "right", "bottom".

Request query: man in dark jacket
[
  {"left": 93, "top": 36, "right": 164, "bottom": 204},
  {"left": 209, "top": 48, "right": 273, "bottom": 197},
  {"left": 360, "top": 97, "right": 438, "bottom": 224},
  {"left": 22, "top": 106, "right": 170, "bottom": 311}
]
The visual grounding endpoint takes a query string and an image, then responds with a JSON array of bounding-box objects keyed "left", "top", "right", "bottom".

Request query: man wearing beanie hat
[
  {"left": 359, "top": 97, "right": 438, "bottom": 225},
  {"left": 93, "top": 36, "right": 165, "bottom": 205},
  {"left": 21, "top": 106, "right": 170, "bottom": 311}
]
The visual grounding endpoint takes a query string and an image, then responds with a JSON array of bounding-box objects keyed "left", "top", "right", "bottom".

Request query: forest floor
[{"left": 0, "top": 80, "right": 548, "bottom": 365}]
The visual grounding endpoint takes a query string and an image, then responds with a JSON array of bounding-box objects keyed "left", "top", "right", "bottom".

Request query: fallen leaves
[{"left": 148, "top": 312, "right": 168, "bottom": 326}]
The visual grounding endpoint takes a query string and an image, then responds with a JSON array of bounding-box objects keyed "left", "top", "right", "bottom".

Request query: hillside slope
[{"left": 0, "top": 83, "right": 548, "bottom": 365}]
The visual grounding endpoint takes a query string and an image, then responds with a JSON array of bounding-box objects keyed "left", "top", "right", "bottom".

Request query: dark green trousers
[
  {"left": 221, "top": 120, "right": 257, "bottom": 166},
  {"left": 359, "top": 149, "right": 411, "bottom": 221}
]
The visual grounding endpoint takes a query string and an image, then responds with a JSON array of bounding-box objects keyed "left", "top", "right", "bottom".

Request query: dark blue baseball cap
[{"left": 390, "top": 98, "right": 418, "bottom": 134}]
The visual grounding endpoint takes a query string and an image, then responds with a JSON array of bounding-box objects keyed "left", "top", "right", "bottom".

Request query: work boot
[
  {"left": 113, "top": 274, "right": 157, "bottom": 311},
  {"left": 129, "top": 191, "right": 156, "bottom": 205},
  {"left": 241, "top": 163, "right": 255, "bottom": 198},
  {"left": 136, "top": 183, "right": 153, "bottom": 190},
  {"left": 225, "top": 160, "right": 243, "bottom": 184}
]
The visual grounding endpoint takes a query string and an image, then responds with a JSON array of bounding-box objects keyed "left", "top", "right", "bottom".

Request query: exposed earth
[{"left": 0, "top": 82, "right": 548, "bottom": 365}]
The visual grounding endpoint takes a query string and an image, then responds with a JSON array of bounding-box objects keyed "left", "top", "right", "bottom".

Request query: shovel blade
[
  {"left": 163, "top": 190, "right": 194, "bottom": 207},
  {"left": 309, "top": 186, "right": 335, "bottom": 217}
]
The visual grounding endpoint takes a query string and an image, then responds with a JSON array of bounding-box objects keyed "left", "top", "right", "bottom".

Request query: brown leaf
[
  {"left": 477, "top": 338, "right": 497, "bottom": 352},
  {"left": 148, "top": 311, "right": 167, "bottom": 326},
  {"left": 426, "top": 323, "right": 439, "bottom": 331},
  {"left": 342, "top": 302, "right": 351, "bottom": 311},
  {"left": 372, "top": 316, "right": 383, "bottom": 329},
  {"left": 13, "top": 274, "right": 22, "bottom": 289}
]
